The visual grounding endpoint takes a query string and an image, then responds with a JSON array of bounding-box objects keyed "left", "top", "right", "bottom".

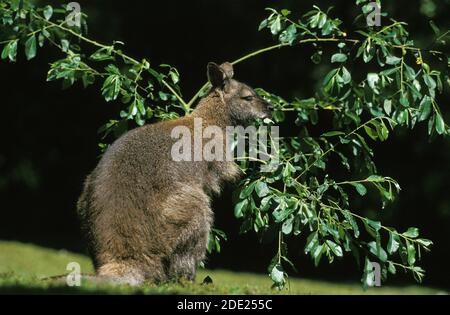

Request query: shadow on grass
[{"left": 0, "top": 283, "right": 167, "bottom": 295}]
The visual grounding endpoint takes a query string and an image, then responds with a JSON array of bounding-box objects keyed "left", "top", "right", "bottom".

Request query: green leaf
[
  {"left": 272, "top": 199, "right": 292, "bottom": 222},
  {"left": 385, "top": 55, "right": 401, "bottom": 65},
  {"left": 399, "top": 95, "right": 410, "bottom": 107},
  {"left": 313, "top": 244, "right": 324, "bottom": 266},
  {"left": 318, "top": 14, "right": 327, "bottom": 29},
  {"left": 423, "top": 74, "right": 436, "bottom": 91},
  {"left": 61, "top": 39, "right": 70, "bottom": 53},
  {"left": 270, "top": 264, "right": 285, "bottom": 284},
  {"left": 342, "top": 210, "right": 359, "bottom": 238},
  {"left": 331, "top": 53, "right": 348, "bottom": 63},
  {"left": 366, "top": 175, "right": 385, "bottom": 182},
  {"left": 260, "top": 196, "right": 272, "bottom": 212},
  {"left": 8, "top": 40, "right": 18, "bottom": 62},
  {"left": 388, "top": 262, "right": 396, "bottom": 275},
  {"left": 282, "top": 217, "right": 294, "bottom": 235},
  {"left": 363, "top": 45, "right": 375, "bottom": 63},
  {"left": 258, "top": 19, "right": 268, "bottom": 31},
  {"left": 169, "top": 69, "right": 180, "bottom": 84},
  {"left": 2, "top": 40, "right": 18, "bottom": 62},
  {"left": 281, "top": 9, "right": 291, "bottom": 16},
  {"left": 43, "top": 5, "right": 53, "bottom": 20},
  {"left": 321, "top": 131, "right": 345, "bottom": 137},
  {"left": 402, "top": 227, "right": 419, "bottom": 238},
  {"left": 341, "top": 66, "right": 351, "bottom": 84},
  {"left": 435, "top": 112, "right": 446, "bottom": 135},
  {"left": 364, "top": 125, "right": 378, "bottom": 141},
  {"left": 416, "top": 238, "right": 433, "bottom": 247},
  {"left": 1, "top": 43, "right": 10, "bottom": 60},
  {"left": 387, "top": 231, "right": 400, "bottom": 254},
  {"left": 396, "top": 109, "right": 409, "bottom": 125},
  {"left": 158, "top": 91, "right": 169, "bottom": 101},
  {"left": 361, "top": 257, "right": 375, "bottom": 289},
  {"left": 355, "top": 133, "right": 373, "bottom": 156},
  {"left": 105, "top": 64, "right": 120, "bottom": 75},
  {"left": 377, "top": 121, "right": 389, "bottom": 141},
  {"left": 380, "top": 67, "right": 399, "bottom": 76},
  {"left": 239, "top": 181, "right": 256, "bottom": 199},
  {"left": 404, "top": 64, "right": 416, "bottom": 81},
  {"left": 101, "top": 75, "right": 122, "bottom": 102},
  {"left": 282, "top": 162, "right": 295, "bottom": 178},
  {"left": 304, "top": 232, "right": 319, "bottom": 254},
  {"left": 234, "top": 199, "right": 248, "bottom": 218},
  {"left": 279, "top": 24, "right": 297, "bottom": 45},
  {"left": 322, "top": 20, "right": 334, "bottom": 36},
  {"left": 255, "top": 181, "right": 270, "bottom": 198},
  {"left": 90, "top": 47, "right": 114, "bottom": 61},
  {"left": 351, "top": 182, "right": 367, "bottom": 196},
  {"left": 135, "top": 98, "right": 146, "bottom": 116},
  {"left": 135, "top": 113, "right": 145, "bottom": 126},
  {"left": 368, "top": 241, "right": 387, "bottom": 262},
  {"left": 272, "top": 110, "right": 285, "bottom": 123},
  {"left": 270, "top": 16, "right": 282, "bottom": 35},
  {"left": 323, "top": 68, "right": 338, "bottom": 88},
  {"left": 418, "top": 96, "right": 432, "bottom": 121},
  {"left": 308, "top": 12, "right": 320, "bottom": 28},
  {"left": 25, "top": 35, "right": 37, "bottom": 60},
  {"left": 326, "top": 240, "right": 343, "bottom": 257},
  {"left": 406, "top": 241, "right": 416, "bottom": 265},
  {"left": 428, "top": 114, "right": 435, "bottom": 135},
  {"left": 82, "top": 73, "right": 95, "bottom": 88},
  {"left": 38, "top": 33, "right": 45, "bottom": 47},
  {"left": 412, "top": 266, "right": 425, "bottom": 283},
  {"left": 364, "top": 219, "right": 381, "bottom": 238},
  {"left": 367, "top": 73, "right": 379, "bottom": 94}
]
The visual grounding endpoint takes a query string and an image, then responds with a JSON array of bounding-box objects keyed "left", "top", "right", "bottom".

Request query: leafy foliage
[
  {"left": 1, "top": 0, "right": 449, "bottom": 289},
  {"left": 238, "top": 2, "right": 448, "bottom": 289},
  {"left": 0, "top": 0, "right": 186, "bottom": 148}
]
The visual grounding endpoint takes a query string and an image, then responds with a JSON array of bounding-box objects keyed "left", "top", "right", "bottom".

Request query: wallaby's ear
[
  {"left": 220, "top": 62, "right": 234, "bottom": 80},
  {"left": 207, "top": 61, "right": 234, "bottom": 87},
  {"left": 207, "top": 62, "right": 225, "bottom": 87}
]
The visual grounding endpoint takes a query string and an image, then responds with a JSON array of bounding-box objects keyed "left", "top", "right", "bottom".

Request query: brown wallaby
[{"left": 76, "top": 62, "right": 271, "bottom": 285}]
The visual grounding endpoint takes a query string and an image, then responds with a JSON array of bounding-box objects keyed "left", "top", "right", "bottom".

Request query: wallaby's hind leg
[
  {"left": 168, "top": 221, "right": 210, "bottom": 282},
  {"left": 168, "top": 251, "right": 197, "bottom": 281},
  {"left": 168, "top": 230, "right": 209, "bottom": 281},
  {"left": 160, "top": 184, "right": 212, "bottom": 282}
]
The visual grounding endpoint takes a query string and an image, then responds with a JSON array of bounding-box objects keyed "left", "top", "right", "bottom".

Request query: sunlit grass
[{"left": 0, "top": 240, "right": 443, "bottom": 294}]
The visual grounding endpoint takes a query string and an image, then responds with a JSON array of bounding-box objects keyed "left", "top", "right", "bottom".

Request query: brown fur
[{"left": 77, "top": 62, "right": 271, "bottom": 285}]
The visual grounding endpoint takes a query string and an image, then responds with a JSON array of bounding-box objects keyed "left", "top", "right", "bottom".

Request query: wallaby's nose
[
  {"left": 261, "top": 109, "right": 272, "bottom": 120},
  {"left": 259, "top": 99, "right": 272, "bottom": 119}
]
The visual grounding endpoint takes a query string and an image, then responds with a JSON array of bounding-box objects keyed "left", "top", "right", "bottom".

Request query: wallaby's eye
[{"left": 241, "top": 96, "right": 254, "bottom": 101}]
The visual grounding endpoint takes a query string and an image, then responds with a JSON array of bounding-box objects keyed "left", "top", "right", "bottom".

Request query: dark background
[{"left": 1, "top": 0, "right": 449, "bottom": 289}]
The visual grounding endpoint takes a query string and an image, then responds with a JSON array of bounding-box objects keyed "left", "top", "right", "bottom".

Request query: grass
[{"left": 0, "top": 240, "right": 445, "bottom": 294}]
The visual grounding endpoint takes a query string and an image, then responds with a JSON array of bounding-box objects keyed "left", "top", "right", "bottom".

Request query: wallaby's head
[{"left": 207, "top": 62, "right": 272, "bottom": 124}]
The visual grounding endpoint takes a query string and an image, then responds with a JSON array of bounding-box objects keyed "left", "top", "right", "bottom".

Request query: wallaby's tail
[{"left": 41, "top": 273, "right": 113, "bottom": 285}]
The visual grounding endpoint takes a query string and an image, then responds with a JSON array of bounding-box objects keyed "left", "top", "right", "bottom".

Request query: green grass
[{"left": 0, "top": 240, "right": 445, "bottom": 294}]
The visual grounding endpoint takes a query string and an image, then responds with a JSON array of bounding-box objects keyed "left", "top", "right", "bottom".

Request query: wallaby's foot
[{"left": 97, "top": 262, "right": 145, "bottom": 286}]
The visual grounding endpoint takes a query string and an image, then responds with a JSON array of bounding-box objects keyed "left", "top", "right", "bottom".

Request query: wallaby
[{"left": 76, "top": 62, "right": 271, "bottom": 285}]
